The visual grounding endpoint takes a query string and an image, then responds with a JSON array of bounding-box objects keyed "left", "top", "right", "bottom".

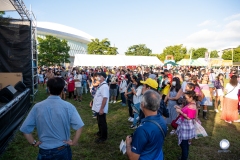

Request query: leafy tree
[
  {"left": 191, "top": 47, "right": 208, "bottom": 59},
  {"left": 37, "top": 35, "right": 70, "bottom": 66},
  {"left": 125, "top": 44, "right": 152, "bottom": 56},
  {"left": 0, "top": 11, "right": 4, "bottom": 17},
  {"left": 210, "top": 50, "right": 219, "bottom": 58},
  {"left": 222, "top": 46, "right": 240, "bottom": 62},
  {"left": 87, "top": 38, "right": 118, "bottom": 55},
  {"left": 158, "top": 44, "right": 187, "bottom": 62}
]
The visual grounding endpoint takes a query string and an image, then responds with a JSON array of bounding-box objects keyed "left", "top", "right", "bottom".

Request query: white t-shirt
[
  {"left": 74, "top": 74, "right": 82, "bottom": 87},
  {"left": 181, "top": 81, "right": 188, "bottom": 93},
  {"left": 133, "top": 86, "right": 143, "bottom": 104},
  {"left": 225, "top": 83, "right": 240, "bottom": 100},
  {"left": 92, "top": 82, "right": 109, "bottom": 113},
  {"left": 119, "top": 80, "right": 127, "bottom": 93}
]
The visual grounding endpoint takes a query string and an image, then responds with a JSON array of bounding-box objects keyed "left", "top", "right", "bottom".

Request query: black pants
[
  {"left": 180, "top": 140, "right": 189, "bottom": 160},
  {"left": 68, "top": 91, "right": 74, "bottom": 99},
  {"left": 97, "top": 113, "right": 108, "bottom": 140},
  {"left": 127, "top": 100, "right": 133, "bottom": 118}
]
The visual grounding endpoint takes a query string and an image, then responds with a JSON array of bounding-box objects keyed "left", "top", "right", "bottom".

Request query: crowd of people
[{"left": 20, "top": 65, "right": 240, "bottom": 160}]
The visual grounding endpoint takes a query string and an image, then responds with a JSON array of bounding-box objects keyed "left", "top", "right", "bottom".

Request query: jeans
[
  {"left": 120, "top": 92, "right": 126, "bottom": 104},
  {"left": 82, "top": 81, "right": 88, "bottom": 93},
  {"left": 97, "top": 113, "right": 108, "bottom": 140},
  {"left": 127, "top": 100, "right": 133, "bottom": 118},
  {"left": 133, "top": 103, "right": 140, "bottom": 126},
  {"left": 37, "top": 145, "right": 72, "bottom": 160},
  {"left": 180, "top": 140, "right": 189, "bottom": 160}
]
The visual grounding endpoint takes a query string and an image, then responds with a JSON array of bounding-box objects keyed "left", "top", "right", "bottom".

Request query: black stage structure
[{"left": 0, "top": 0, "right": 37, "bottom": 155}]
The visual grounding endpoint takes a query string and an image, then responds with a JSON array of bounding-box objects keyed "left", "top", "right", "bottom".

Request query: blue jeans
[
  {"left": 120, "top": 92, "right": 126, "bottom": 104},
  {"left": 37, "top": 145, "right": 72, "bottom": 160},
  {"left": 82, "top": 81, "right": 88, "bottom": 93},
  {"left": 132, "top": 103, "right": 140, "bottom": 126},
  {"left": 180, "top": 140, "right": 189, "bottom": 160}
]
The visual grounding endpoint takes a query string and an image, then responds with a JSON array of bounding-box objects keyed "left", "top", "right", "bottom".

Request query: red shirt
[{"left": 167, "top": 73, "right": 173, "bottom": 83}]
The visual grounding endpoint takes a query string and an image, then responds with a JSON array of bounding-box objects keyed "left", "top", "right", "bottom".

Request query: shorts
[
  {"left": 214, "top": 89, "right": 224, "bottom": 96},
  {"left": 75, "top": 87, "right": 83, "bottom": 96},
  {"left": 110, "top": 89, "right": 117, "bottom": 97}
]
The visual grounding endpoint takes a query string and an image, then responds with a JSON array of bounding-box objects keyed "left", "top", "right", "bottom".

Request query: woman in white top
[
  {"left": 130, "top": 79, "right": 143, "bottom": 129},
  {"left": 221, "top": 75, "right": 240, "bottom": 123},
  {"left": 119, "top": 75, "right": 127, "bottom": 106}
]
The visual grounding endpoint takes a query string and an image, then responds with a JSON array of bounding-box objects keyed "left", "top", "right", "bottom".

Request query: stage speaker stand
[
  {"left": 14, "top": 81, "right": 26, "bottom": 92},
  {"left": 0, "top": 85, "right": 17, "bottom": 103}
]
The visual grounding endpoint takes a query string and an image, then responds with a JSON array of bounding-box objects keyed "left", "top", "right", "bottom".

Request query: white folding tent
[{"left": 73, "top": 54, "right": 163, "bottom": 66}]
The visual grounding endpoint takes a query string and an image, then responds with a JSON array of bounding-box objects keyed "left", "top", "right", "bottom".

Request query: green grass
[{"left": 1, "top": 84, "right": 240, "bottom": 160}]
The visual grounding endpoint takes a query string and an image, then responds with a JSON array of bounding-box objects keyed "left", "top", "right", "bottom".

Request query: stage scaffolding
[{"left": 9, "top": 0, "right": 38, "bottom": 101}]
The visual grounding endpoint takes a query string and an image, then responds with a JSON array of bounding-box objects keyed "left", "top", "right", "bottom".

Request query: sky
[{"left": 4, "top": 0, "right": 240, "bottom": 54}]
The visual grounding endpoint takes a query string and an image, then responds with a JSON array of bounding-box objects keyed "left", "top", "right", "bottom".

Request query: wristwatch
[{"left": 31, "top": 140, "right": 37, "bottom": 146}]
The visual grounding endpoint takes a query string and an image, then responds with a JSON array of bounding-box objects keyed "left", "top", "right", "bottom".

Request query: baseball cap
[
  {"left": 140, "top": 78, "right": 158, "bottom": 89},
  {"left": 148, "top": 74, "right": 156, "bottom": 79},
  {"left": 164, "top": 69, "right": 168, "bottom": 72},
  {"left": 97, "top": 72, "right": 107, "bottom": 79}
]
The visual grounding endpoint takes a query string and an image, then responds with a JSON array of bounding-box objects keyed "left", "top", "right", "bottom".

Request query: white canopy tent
[
  {"left": 73, "top": 54, "right": 163, "bottom": 66},
  {"left": 0, "top": 0, "right": 16, "bottom": 11}
]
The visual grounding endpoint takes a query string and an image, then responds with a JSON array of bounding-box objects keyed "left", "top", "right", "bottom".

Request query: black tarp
[
  {"left": 0, "top": 18, "right": 32, "bottom": 88},
  {"left": 0, "top": 18, "right": 33, "bottom": 156},
  {"left": 0, "top": 89, "right": 31, "bottom": 155}
]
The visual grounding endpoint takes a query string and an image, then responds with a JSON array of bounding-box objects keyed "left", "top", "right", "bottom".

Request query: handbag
[
  {"left": 171, "top": 115, "right": 180, "bottom": 129},
  {"left": 194, "top": 120, "right": 208, "bottom": 139}
]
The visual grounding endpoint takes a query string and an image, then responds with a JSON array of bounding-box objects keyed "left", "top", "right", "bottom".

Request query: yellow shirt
[{"left": 162, "top": 84, "right": 170, "bottom": 95}]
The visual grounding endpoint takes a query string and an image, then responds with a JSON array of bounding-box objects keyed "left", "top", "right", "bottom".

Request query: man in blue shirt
[
  {"left": 20, "top": 77, "right": 84, "bottom": 160},
  {"left": 126, "top": 90, "right": 167, "bottom": 160}
]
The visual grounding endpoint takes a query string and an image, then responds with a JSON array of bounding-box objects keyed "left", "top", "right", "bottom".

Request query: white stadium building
[{"left": 37, "top": 22, "right": 94, "bottom": 66}]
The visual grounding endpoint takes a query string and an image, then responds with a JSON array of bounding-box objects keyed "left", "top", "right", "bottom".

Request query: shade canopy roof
[
  {"left": 0, "top": 0, "right": 16, "bottom": 11},
  {"left": 74, "top": 54, "right": 163, "bottom": 66}
]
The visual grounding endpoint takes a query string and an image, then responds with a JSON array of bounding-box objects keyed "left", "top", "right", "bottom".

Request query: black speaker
[
  {"left": 0, "top": 85, "right": 17, "bottom": 103},
  {"left": 14, "top": 81, "right": 26, "bottom": 92}
]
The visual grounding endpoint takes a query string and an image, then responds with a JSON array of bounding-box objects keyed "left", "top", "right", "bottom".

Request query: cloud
[
  {"left": 183, "top": 20, "right": 240, "bottom": 51},
  {"left": 224, "top": 13, "right": 240, "bottom": 21},
  {"left": 198, "top": 20, "right": 216, "bottom": 27}
]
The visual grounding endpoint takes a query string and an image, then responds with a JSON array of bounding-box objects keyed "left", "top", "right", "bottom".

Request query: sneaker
[
  {"left": 109, "top": 101, "right": 113, "bottom": 103},
  {"left": 233, "top": 119, "right": 240, "bottom": 123},
  {"left": 225, "top": 120, "right": 232, "bottom": 124},
  {"left": 214, "top": 109, "right": 219, "bottom": 113},
  {"left": 128, "top": 117, "right": 134, "bottom": 122},
  {"left": 113, "top": 101, "right": 116, "bottom": 103},
  {"left": 170, "top": 130, "right": 176, "bottom": 135},
  {"left": 93, "top": 116, "right": 97, "bottom": 118},
  {"left": 128, "top": 117, "right": 131, "bottom": 121},
  {"left": 129, "top": 125, "right": 137, "bottom": 129}
]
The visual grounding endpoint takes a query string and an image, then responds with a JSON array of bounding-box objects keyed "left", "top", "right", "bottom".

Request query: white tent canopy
[
  {"left": 0, "top": 0, "right": 16, "bottom": 11},
  {"left": 73, "top": 54, "right": 163, "bottom": 66}
]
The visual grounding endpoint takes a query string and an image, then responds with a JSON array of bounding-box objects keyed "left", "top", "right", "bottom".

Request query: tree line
[
  {"left": 37, "top": 35, "right": 240, "bottom": 66},
  {"left": 87, "top": 38, "right": 240, "bottom": 62}
]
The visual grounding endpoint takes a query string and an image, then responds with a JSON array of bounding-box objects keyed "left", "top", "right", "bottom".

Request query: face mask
[
  {"left": 184, "top": 77, "right": 189, "bottom": 81},
  {"left": 97, "top": 77, "right": 101, "bottom": 81},
  {"left": 172, "top": 81, "right": 176, "bottom": 86}
]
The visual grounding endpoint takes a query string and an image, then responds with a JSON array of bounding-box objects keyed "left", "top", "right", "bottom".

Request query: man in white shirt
[
  {"left": 92, "top": 72, "right": 109, "bottom": 143},
  {"left": 74, "top": 72, "right": 83, "bottom": 102}
]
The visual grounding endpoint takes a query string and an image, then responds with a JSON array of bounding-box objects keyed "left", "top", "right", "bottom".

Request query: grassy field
[{"left": 1, "top": 85, "right": 240, "bottom": 160}]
